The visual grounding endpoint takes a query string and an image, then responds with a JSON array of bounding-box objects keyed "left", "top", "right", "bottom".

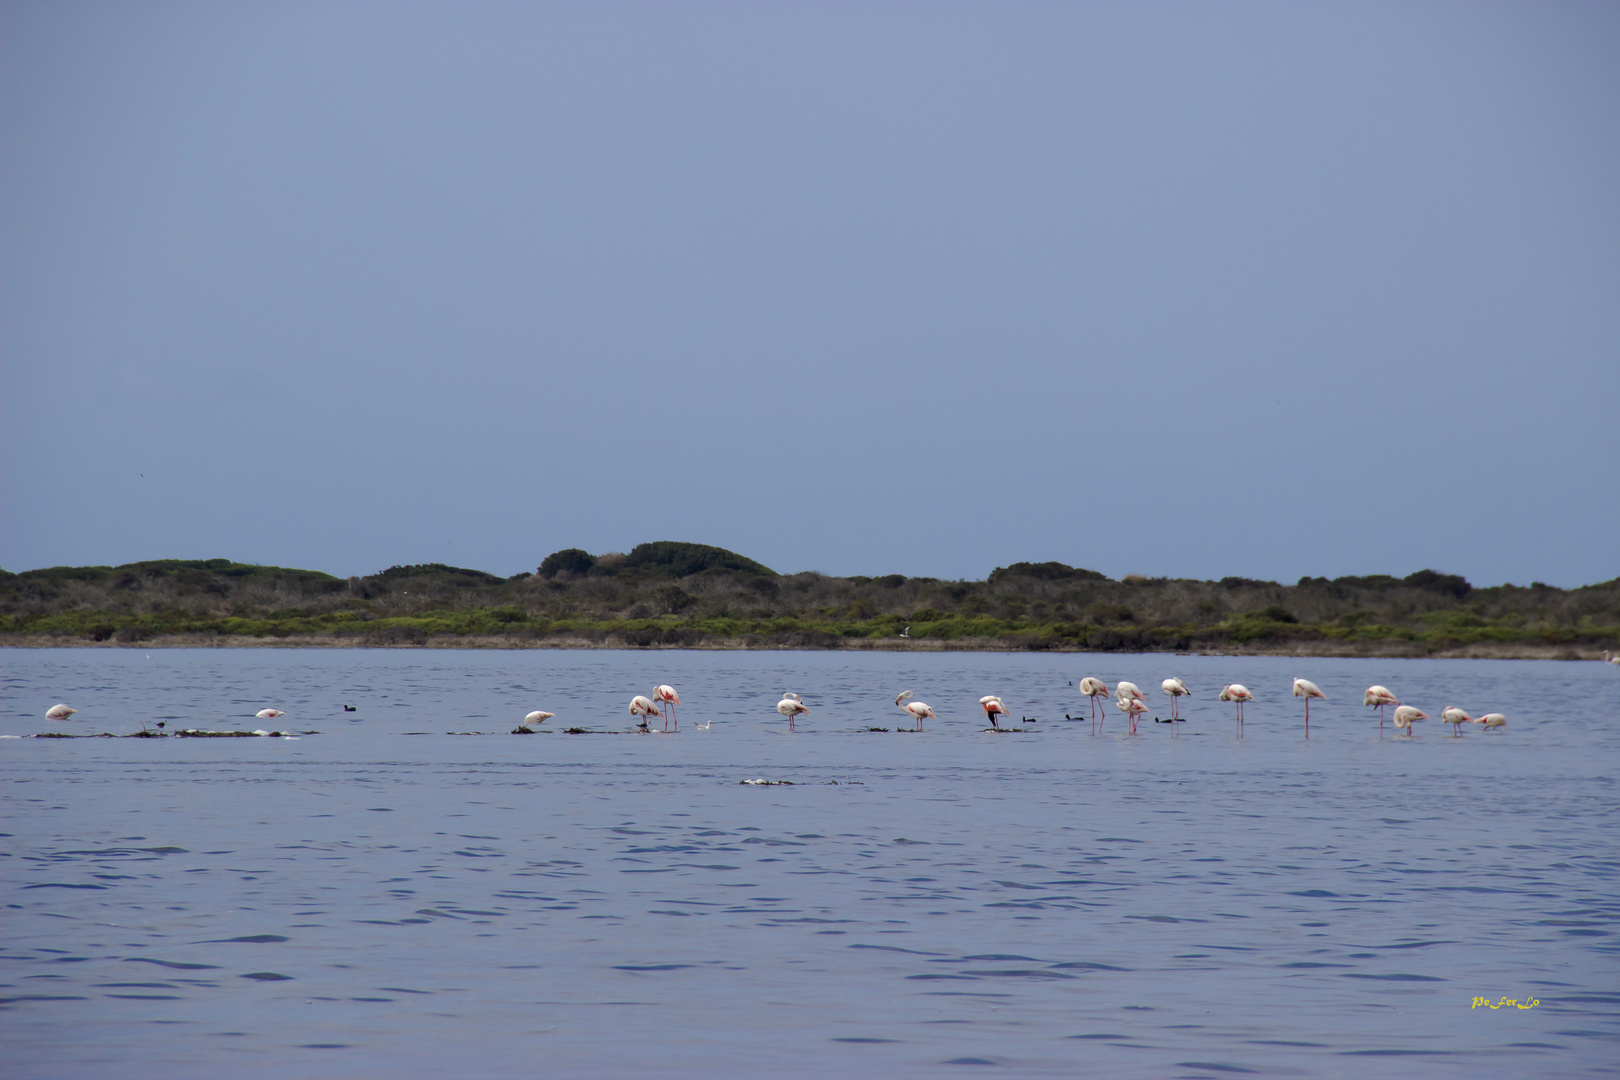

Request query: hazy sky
[{"left": 3, "top": 1, "right": 1617, "bottom": 587}]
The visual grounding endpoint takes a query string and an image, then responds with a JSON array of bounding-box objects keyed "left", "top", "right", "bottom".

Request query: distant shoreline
[{"left": 0, "top": 634, "right": 1602, "bottom": 661}]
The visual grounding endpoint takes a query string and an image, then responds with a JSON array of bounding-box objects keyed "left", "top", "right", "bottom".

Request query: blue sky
[{"left": 3, "top": 2, "right": 1616, "bottom": 586}]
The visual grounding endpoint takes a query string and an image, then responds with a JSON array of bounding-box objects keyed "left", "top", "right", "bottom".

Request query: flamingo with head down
[
  {"left": 1440, "top": 706, "right": 1474, "bottom": 736},
  {"left": 1161, "top": 678, "right": 1190, "bottom": 721},
  {"left": 1363, "top": 685, "right": 1399, "bottom": 733},
  {"left": 1077, "top": 678, "right": 1109, "bottom": 733},
  {"left": 1219, "top": 684, "right": 1253, "bottom": 733},
  {"left": 629, "top": 695, "right": 663, "bottom": 730},
  {"left": 1116, "top": 693, "right": 1147, "bottom": 735},
  {"left": 895, "top": 691, "right": 935, "bottom": 731},
  {"left": 1392, "top": 704, "right": 1427, "bottom": 735},
  {"left": 1292, "top": 679, "right": 1325, "bottom": 736},
  {"left": 980, "top": 695, "right": 1009, "bottom": 729}
]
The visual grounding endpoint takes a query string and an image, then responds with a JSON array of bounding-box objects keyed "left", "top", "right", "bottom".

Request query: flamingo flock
[{"left": 31, "top": 672, "right": 1530, "bottom": 741}]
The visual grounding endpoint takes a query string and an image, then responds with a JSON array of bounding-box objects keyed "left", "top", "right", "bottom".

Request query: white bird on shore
[
  {"left": 1161, "top": 678, "right": 1190, "bottom": 720},
  {"left": 1292, "top": 679, "right": 1325, "bottom": 735},
  {"left": 255, "top": 708, "right": 285, "bottom": 720},
  {"left": 979, "top": 695, "right": 1009, "bottom": 729},
  {"left": 1392, "top": 704, "right": 1427, "bottom": 735},
  {"left": 1440, "top": 706, "right": 1474, "bottom": 736},
  {"left": 629, "top": 695, "right": 663, "bottom": 728},
  {"left": 1077, "top": 678, "right": 1109, "bottom": 732},
  {"left": 895, "top": 690, "right": 935, "bottom": 731},
  {"left": 777, "top": 692, "right": 809, "bottom": 731},
  {"left": 653, "top": 685, "right": 681, "bottom": 731},
  {"left": 522, "top": 711, "right": 555, "bottom": 728},
  {"left": 1218, "top": 684, "right": 1253, "bottom": 731},
  {"left": 46, "top": 704, "right": 77, "bottom": 722}
]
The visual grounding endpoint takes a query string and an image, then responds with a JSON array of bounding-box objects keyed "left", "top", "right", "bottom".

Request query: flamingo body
[
  {"left": 1477, "top": 713, "right": 1506, "bottom": 730},
  {"left": 1292, "top": 679, "right": 1325, "bottom": 735},
  {"left": 652, "top": 684, "right": 681, "bottom": 731},
  {"left": 895, "top": 691, "right": 935, "bottom": 730},
  {"left": 255, "top": 708, "right": 286, "bottom": 720},
  {"left": 1218, "top": 684, "right": 1252, "bottom": 731},
  {"left": 1078, "top": 678, "right": 1109, "bottom": 732},
  {"left": 1363, "top": 685, "right": 1399, "bottom": 732},
  {"left": 1440, "top": 706, "right": 1474, "bottom": 735},
  {"left": 1392, "top": 705, "right": 1428, "bottom": 734},
  {"left": 46, "top": 704, "right": 77, "bottom": 721},
  {"left": 1161, "top": 678, "right": 1190, "bottom": 722},
  {"left": 1116, "top": 694, "right": 1147, "bottom": 735},
  {"left": 629, "top": 695, "right": 663, "bottom": 726},
  {"left": 777, "top": 692, "right": 809, "bottom": 730},
  {"left": 523, "top": 711, "right": 555, "bottom": 727},
  {"left": 980, "top": 695, "right": 1008, "bottom": 729}
]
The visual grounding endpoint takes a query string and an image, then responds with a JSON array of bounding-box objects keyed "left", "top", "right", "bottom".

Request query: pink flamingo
[
  {"left": 980, "top": 695, "right": 1009, "bottom": 729},
  {"left": 1292, "top": 678, "right": 1325, "bottom": 736},
  {"left": 46, "top": 704, "right": 77, "bottom": 722},
  {"left": 653, "top": 685, "right": 681, "bottom": 731},
  {"left": 1363, "top": 685, "right": 1399, "bottom": 733},
  {"left": 1393, "top": 704, "right": 1427, "bottom": 735},
  {"left": 1440, "top": 706, "right": 1474, "bottom": 736},
  {"left": 1219, "top": 684, "right": 1253, "bottom": 734},
  {"left": 776, "top": 692, "right": 809, "bottom": 731},
  {"left": 1116, "top": 693, "right": 1147, "bottom": 735},
  {"left": 1477, "top": 713, "right": 1506, "bottom": 731},
  {"left": 895, "top": 691, "right": 935, "bottom": 731},
  {"left": 629, "top": 695, "right": 663, "bottom": 729},
  {"left": 1078, "top": 678, "right": 1109, "bottom": 733}
]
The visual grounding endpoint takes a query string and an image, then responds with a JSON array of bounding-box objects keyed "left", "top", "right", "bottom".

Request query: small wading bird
[
  {"left": 1440, "top": 706, "right": 1475, "bottom": 736},
  {"left": 1161, "top": 678, "right": 1191, "bottom": 721},
  {"left": 1078, "top": 678, "right": 1110, "bottom": 733},
  {"left": 1364, "top": 686, "right": 1400, "bottom": 733},
  {"left": 1393, "top": 705, "right": 1427, "bottom": 735},
  {"left": 45, "top": 704, "right": 77, "bottom": 722},
  {"left": 256, "top": 708, "right": 285, "bottom": 720},
  {"left": 979, "top": 695, "right": 1009, "bottom": 729},
  {"left": 1218, "top": 684, "right": 1253, "bottom": 733},
  {"left": 777, "top": 692, "right": 809, "bottom": 731},
  {"left": 628, "top": 695, "right": 662, "bottom": 730},
  {"left": 1476, "top": 713, "right": 1507, "bottom": 731},
  {"left": 522, "top": 711, "right": 555, "bottom": 729},
  {"left": 1292, "top": 679, "right": 1325, "bottom": 736},
  {"left": 895, "top": 690, "right": 935, "bottom": 731},
  {"left": 653, "top": 685, "right": 681, "bottom": 731},
  {"left": 1116, "top": 693, "right": 1147, "bottom": 735}
]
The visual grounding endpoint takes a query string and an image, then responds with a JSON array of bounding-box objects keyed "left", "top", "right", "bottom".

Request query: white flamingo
[
  {"left": 1078, "top": 677, "right": 1109, "bottom": 733},
  {"left": 1116, "top": 693, "right": 1146, "bottom": 735},
  {"left": 522, "top": 711, "right": 555, "bottom": 728},
  {"left": 1477, "top": 713, "right": 1506, "bottom": 731},
  {"left": 777, "top": 692, "right": 809, "bottom": 731},
  {"left": 1363, "top": 685, "right": 1399, "bottom": 732},
  {"left": 895, "top": 691, "right": 935, "bottom": 731},
  {"left": 979, "top": 695, "right": 1009, "bottom": 729},
  {"left": 1440, "top": 706, "right": 1474, "bottom": 736},
  {"left": 1393, "top": 704, "right": 1427, "bottom": 735},
  {"left": 1292, "top": 678, "right": 1325, "bottom": 736},
  {"left": 45, "top": 704, "right": 77, "bottom": 722},
  {"left": 1218, "top": 684, "right": 1253, "bottom": 733},
  {"left": 653, "top": 685, "right": 681, "bottom": 731},
  {"left": 1161, "top": 678, "right": 1191, "bottom": 721},
  {"left": 629, "top": 695, "right": 663, "bottom": 729},
  {"left": 1605, "top": 651, "right": 1620, "bottom": 667},
  {"left": 255, "top": 708, "right": 285, "bottom": 720}
]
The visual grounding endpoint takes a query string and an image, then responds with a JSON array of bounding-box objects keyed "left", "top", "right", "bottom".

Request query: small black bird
[{"left": 343, "top": 705, "right": 357, "bottom": 712}]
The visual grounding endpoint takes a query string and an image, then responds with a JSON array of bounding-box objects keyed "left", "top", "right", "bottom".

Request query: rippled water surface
[{"left": 3, "top": 648, "right": 1618, "bottom": 1078}]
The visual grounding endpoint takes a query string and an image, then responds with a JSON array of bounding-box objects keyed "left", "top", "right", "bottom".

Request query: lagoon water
[{"left": 2, "top": 647, "right": 1617, "bottom": 1078}]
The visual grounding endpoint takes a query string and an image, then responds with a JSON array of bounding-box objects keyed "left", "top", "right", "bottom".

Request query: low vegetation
[{"left": 1, "top": 543, "right": 1615, "bottom": 657}]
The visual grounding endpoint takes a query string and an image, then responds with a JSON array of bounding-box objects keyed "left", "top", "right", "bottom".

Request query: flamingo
[
  {"left": 45, "top": 704, "right": 77, "bottom": 722},
  {"left": 1363, "top": 685, "right": 1399, "bottom": 733},
  {"left": 979, "top": 695, "right": 1009, "bottom": 729},
  {"left": 1292, "top": 679, "right": 1325, "bottom": 736},
  {"left": 895, "top": 691, "right": 935, "bottom": 731},
  {"left": 1078, "top": 677, "right": 1109, "bottom": 733},
  {"left": 1605, "top": 651, "right": 1620, "bottom": 667},
  {"left": 522, "top": 711, "right": 555, "bottom": 728},
  {"left": 1392, "top": 704, "right": 1427, "bottom": 735},
  {"left": 1477, "top": 713, "right": 1506, "bottom": 731},
  {"left": 1116, "top": 693, "right": 1146, "bottom": 735},
  {"left": 1218, "top": 684, "right": 1253, "bottom": 733},
  {"left": 653, "top": 685, "right": 681, "bottom": 731},
  {"left": 1161, "top": 678, "right": 1190, "bottom": 721},
  {"left": 777, "top": 692, "right": 809, "bottom": 731},
  {"left": 1440, "top": 706, "right": 1474, "bottom": 736},
  {"left": 629, "top": 695, "right": 663, "bottom": 729},
  {"left": 1115, "top": 681, "right": 1145, "bottom": 705},
  {"left": 255, "top": 708, "right": 286, "bottom": 720}
]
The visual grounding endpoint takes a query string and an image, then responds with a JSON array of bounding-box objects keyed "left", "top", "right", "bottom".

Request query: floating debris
[
  {"left": 175, "top": 729, "right": 300, "bottom": 738},
  {"left": 866, "top": 727, "right": 890, "bottom": 732},
  {"left": 740, "top": 778, "right": 794, "bottom": 786}
]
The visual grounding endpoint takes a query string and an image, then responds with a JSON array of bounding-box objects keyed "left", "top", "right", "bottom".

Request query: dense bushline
[{"left": 1, "top": 543, "right": 1615, "bottom": 657}]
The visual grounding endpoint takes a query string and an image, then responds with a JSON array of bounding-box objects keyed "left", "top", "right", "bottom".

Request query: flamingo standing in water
[
  {"left": 1218, "top": 684, "right": 1253, "bottom": 734},
  {"left": 1078, "top": 678, "right": 1109, "bottom": 733},
  {"left": 653, "top": 685, "right": 681, "bottom": 731},
  {"left": 776, "top": 692, "right": 809, "bottom": 731},
  {"left": 1440, "top": 706, "right": 1474, "bottom": 736},
  {"left": 45, "top": 704, "right": 77, "bottom": 722},
  {"left": 1477, "top": 713, "right": 1507, "bottom": 731},
  {"left": 1161, "top": 678, "right": 1191, "bottom": 720},
  {"left": 895, "top": 691, "right": 935, "bottom": 731},
  {"left": 629, "top": 695, "right": 663, "bottom": 729},
  {"left": 1116, "top": 694, "right": 1147, "bottom": 735},
  {"left": 979, "top": 695, "right": 1009, "bottom": 729},
  {"left": 1292, "top": 679, "right": 1325, "bottom": 736},
  {"left": 1364, "top": 686, "right": 1399, "bottom": 733},
  {"left": 1605, "top": 651, "right": 1620, "bottom": 667},
  {"left": 1392, "top": 704, "right": 1427, "bottom": 735}
]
